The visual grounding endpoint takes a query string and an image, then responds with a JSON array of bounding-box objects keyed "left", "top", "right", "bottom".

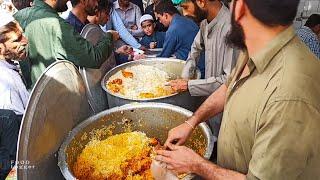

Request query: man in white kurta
[
  {"left": 0, "top": 10, "right": 29, "bottom": 178},
  {"left": 0, "top": 60, "right": 29, "bottom": 115}
]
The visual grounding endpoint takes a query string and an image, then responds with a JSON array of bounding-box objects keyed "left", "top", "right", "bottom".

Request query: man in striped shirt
[{"left": 296, "top": 14, "right": 320, "bottom": 59}]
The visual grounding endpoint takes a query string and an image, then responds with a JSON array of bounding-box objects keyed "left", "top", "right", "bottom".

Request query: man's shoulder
[
  {"left": 65, "top": 11, "right": 74, "bottom": 21},
  {"left": 297, "top": 28, "right": 319, "bottom": 42},
  {"left": 24, "top": 13, "right": 73, "bottom": 41},
  {"left": 128, "top": 2, "right": 140, "bottom": 11},
  {"left": 202, "top": 18, "right": 230, "bottom": 32},
  {"left": 174, "top": 15, "right": 198, "bottom": 32},
  {"left": 280, "top": 36, "right": 320, "bottom": 74},
  {"left": 271, "top": 36, "right": 320, "bottom": 108},
  {"left": 16, "top": 6, "right": 63, "bottom": 29},
  {"left": 0, "top": 66, "right": 16, "bottom": 86},
  {"left": 296, "top": 26, "right": 312, "bottom": 33},
  {"left": 16, "top": 4, "right": 57, "bottom": 18},
  {"left": 174, "top": 15, "right": 189, "bottom": 23},
  {"left": 155, "top": 31, "right": 166, "bottom": 37},
  {"left": 14, "top": 6, "right": 32, "bottom": 17}
]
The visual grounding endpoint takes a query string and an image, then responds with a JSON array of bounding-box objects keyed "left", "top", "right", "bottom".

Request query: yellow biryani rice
[{"left": 73, "top": 131, "right": 158, "bottom": 180}]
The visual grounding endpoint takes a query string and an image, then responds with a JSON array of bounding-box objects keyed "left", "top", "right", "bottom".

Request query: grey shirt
[
  {"left": 114, "top": 1, "right": 144, "bottom": 37},
  {"left": 187, "top": 5, "right": 238, "bottom": 96}
]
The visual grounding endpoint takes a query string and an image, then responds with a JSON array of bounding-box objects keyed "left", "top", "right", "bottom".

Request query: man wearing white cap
[
  {"left": 139, "top": 14, "right": 166, "bottom": 49},
  {"left": 0, "top": 10, "right": 29, "bottom": 179}
]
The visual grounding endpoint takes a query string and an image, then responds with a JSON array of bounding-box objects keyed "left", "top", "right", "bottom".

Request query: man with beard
[
  {"left": 172, "top": 0, "right": 205, "bottom": 25},
  {"left": 176, "top": 0, "right": 231, "bottom": 24},
  {"left": 66, "top": 0, "right": 98, "bottom": 33},
  {"left": 169, "top": 0, "right": 237, "bottom": 140},
  {"left": 155, "top": 0, "right": 320, "bottom": 179},
  {"left": 12, "top": 0, "right": 127, "bottom": 89},
  {"left": 0, "top": 11, "right": 29, "bottom": 179}
]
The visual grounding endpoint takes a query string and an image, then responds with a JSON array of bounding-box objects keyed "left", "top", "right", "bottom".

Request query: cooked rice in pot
[
  {"left": 73, "top": 131, "right": 158, "bottom": 180},
  {"left": 106, "top": 65, "right": 175, "bottom": 99}
]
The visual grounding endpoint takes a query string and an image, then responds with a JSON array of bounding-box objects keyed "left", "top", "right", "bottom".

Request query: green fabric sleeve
[{"left": 55, "top": 20, "right": 113, "bottom": 69}]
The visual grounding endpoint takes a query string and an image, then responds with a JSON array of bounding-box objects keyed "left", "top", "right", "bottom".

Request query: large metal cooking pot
[
  {"left": 80, "top": 24, "right": 117, "bottom": 113},
  {"left": 101, "top": 58, "right": 201, "bottom": 112},
  {"left": 58, "top": 103, "right": 214, "bottom": 180}
]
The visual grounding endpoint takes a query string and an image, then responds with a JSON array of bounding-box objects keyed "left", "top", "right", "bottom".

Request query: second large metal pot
[
  {"left": 58, "top": 103, "right": 214, "bottom": 180},
  {"left": 101, "top": 58, "right": 201, "bottom": 111}
]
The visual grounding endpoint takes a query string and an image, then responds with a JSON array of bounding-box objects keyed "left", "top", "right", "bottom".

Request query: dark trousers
[{"left": 0, "top": 110, "right": 21, "bottom": 180}]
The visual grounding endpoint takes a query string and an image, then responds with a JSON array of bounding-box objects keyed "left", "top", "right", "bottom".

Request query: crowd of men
[{"left": 0, "top": 0, "right": 320, "bottom": 179}]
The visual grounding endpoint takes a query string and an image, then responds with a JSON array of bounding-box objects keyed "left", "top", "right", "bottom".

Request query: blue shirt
[
  {"left": 139, "top": 31, "right": 166, "bottom": 48},
  {"left": 296, "top": 26, "right": 320, "bottom": 59},
  {"left": 158, "top": 14, "right": 199, "bottom": 60},
  {"left": 66, "top": 11, "right": 89, "bottom": 33}
]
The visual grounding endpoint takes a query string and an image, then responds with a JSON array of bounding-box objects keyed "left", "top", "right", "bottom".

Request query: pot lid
[
  {"left": 17, "top": 61, "right": 92, "bottom": 180},
  {"left": 79, "top": 23, "right": 116, "bottom": 113}
]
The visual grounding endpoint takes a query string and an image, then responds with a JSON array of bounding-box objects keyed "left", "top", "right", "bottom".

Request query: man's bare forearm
[
  {"left": 192, "top": 159, "right": 246, "bottom": 180},
  {"left": 187, "top": 84, "right": 227, "bottom": 127}
]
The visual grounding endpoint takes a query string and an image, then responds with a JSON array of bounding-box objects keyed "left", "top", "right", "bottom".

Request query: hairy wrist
[
  {"left": 187, "top": 115, "right": 200, "bottom": 128},
  {"left": 190, "top": 157, "right": 207, "bottom": 174}
]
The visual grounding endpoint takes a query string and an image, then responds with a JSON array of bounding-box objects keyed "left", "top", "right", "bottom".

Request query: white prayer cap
[
  {"left": 0, "top": 10, "right": 15, "bottom": 28},
  {"left": 139, "top": 14, "right": 154, "bottom": 25}
]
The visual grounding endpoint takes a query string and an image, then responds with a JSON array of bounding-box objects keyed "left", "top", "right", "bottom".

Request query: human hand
[
  {"left": 164, "top": 120, "right": 194, "bottom": 148},
  {"left": 169, "top": 79, "right": 188, "bottom": 92},
  {"left": 116, "top": 45, "right": 133, "bottom": 55},
  {"left": 130, "top": 24, "right": 138, "bottom": 30},
  {"left": 133, "top": 54, "right": 146, "bottom": 60},
  {"left": 150, "top": 42, "right": 157, "bottom": 49},
  {"left": 139, "top": 45, "right": 148, "bottom": 51},
  {"left": 155, "top": 144, "right": 205, "bottom": 175},
  {"left": 107, "top": 30, "right": 120, "bottom": 41}
]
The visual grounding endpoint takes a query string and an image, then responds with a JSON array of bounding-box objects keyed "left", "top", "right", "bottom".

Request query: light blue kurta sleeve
[{"left": 110, "top": 11, "right": 142, "bottom": 49}]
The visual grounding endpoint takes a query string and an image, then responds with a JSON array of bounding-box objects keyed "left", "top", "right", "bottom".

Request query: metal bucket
[
  {"left": 101, "top": 58, "right": 201, "bottom": 112},
  {"left": 58, "top": 103, "right": 214, "bottom": 180}
]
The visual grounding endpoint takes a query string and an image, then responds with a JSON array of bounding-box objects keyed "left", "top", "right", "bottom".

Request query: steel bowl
[
  {"left": 58, "top": 103, "right": 214, "bottom": 180},
  {"left": 101, "top": 58, "right": 201, "bottom": 112}
]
